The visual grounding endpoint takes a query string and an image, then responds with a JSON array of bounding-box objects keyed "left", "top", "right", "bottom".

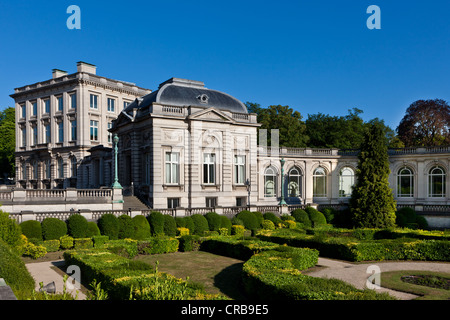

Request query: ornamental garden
[{"left": 0, "top": 206, "right": 449, "bottom": 301}]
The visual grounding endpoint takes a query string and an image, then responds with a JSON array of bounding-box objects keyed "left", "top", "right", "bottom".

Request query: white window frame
[
  {"left": 203, "top": 153, "right": 216, "bottom": 184},
  {"left": 288, "top": 167, "right": 302, "bottom": 198},
  {"left": 428, "top": 166, "right": 446, "bottom": 198},
  {"left": 264, "top": 166, "right": 277, "bottom": 197},
  {"left": 90, "top": 120, "right": 99, "bottom": 141},
  {"left": 90, "top": 94, "right": 98, "bottom": 110},
  {"left": 107, "top": 98, "right": 115, "bottom": 112},
  {"left": 234, "top": 155, "right": 246, "bottom": 185},
  {"left": 165, "top": 152, "right": 180, "bottom": 184},
  {"left": 313, "top": 167, "right": 327, "bottom": 198},
  {"left": 339, "top": 167, "right": 355, "bottom": 198}
]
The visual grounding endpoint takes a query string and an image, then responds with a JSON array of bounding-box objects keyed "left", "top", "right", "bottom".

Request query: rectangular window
[
  {"left": 44, "top": 159, "right": 51, "bottom": 179},
  {"left": 234, "top": 155, "right": 245, "bottom": 184},
  {"left": 165, "top": 152, "right": 179, "bottom": 184},
  {"left": 90, "top": 94, "right": 98, "bottom": 109},
  {"left": 31, "top": 101, "right": 37, "bottom": 116},
  {"left": 123, "top": 101, "right": 131, "bottom": 109},
  {"left": 57, "top": 96, "right": 63, "bottom": 112},
  {"left": 21, "top": 127, "right": 26, "bottom": 147},
  {"left": 90, "top": 120, "right": 98, "bottom": 141},
  {"left": 143, "top": 152, "right": 151, "bottom": 185},
  {"left": 107, "top": 122, "right": 112, "bottom": 143},
  {"left": 21, "top": 104, "right": 26, "bottom": 118},
  {"left": 43, "top": 99, "right": 50, "bottom": 114},
  {"left": 70, "top": 93, "right": 77, "bottom": 110},
  {"left": 167, "top": 198, "right": 180, "bottom": 209},
  {"left": 206, "top": 197, "right": 217, "bottom": 208},
  {"left": 71, "top": 120, "right": 77, "bottom": 141},
  {"left": 32, "top": 126, "right": 38, "bottom": 146},
  {"left": 58, "top": 122, "right": 64, "bottom": 143},
  {"left": 107, "top": 98, "right": 115, "bottom": 112},
  {"left": 236, "top": 197, "right": 246, "bottom": 207},
  {"left": 45, "top": 124, "right": 51, "bottom": 143},
  {"left": 203, "top": 153, "right": 216, "bottom": 184}
]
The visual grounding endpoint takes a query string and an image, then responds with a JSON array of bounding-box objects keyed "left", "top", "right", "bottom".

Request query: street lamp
[
  {"left": 111, "top": 134, "right": 122, "bottom": 189},
  {"left": 279, "top": 157, "right": 287, "bottom": 206}
]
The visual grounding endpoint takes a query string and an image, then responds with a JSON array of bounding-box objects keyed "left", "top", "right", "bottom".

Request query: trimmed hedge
[
  {"left": 20, "top": 220, "right": 42, "bottom": 240},
  {"left": 263, "top": 212, "right": 282, "bottom": 226},
  {"left": 60, "top": 235, "right": 74, "bottom": 250},
  {"left": 86, "top": 222, "right": 101, "bottom": 237},
  {"left": 0, "top": 211, "right": 22, "bottom": 247},
  {"left": 200, "top": 237, "right": 280, "bottom": 260},
  {"left": 132, "top": 215, "right": 151, "bottom": 240},
  {"left": 148, "top": 211, "right": 165, "bottom": 236},
  {"left": 67, "top": 214, "right": 88, "bottom": 238},
  {"left": 137, "top": 237, "right": 179, "bottom": 255},
  {"left": 190, "top": 214, "right": 209, "bottom": 236},
  {"left": 0, "top": 239, "right": 35, "bottom": 299},
  {"left": 92, "top": 235, "right": 109, "bottom": 248},
  {"left": 98, "top": 214, "right": 119, "bottom": 240},
  {"left": 163, "top": 215, "right": 177, "bottom": 237},
  {"left": 204, "top": 212, "right": 222, "bottom": 232},
  {"left": 73, "top": 238, "right": 94, "bottom": 249},
  {"left": 305, "top": 207, "right": 327, "bottom": 227},
  {"left": 42, "top": 239, "right": 60, "bottom": 252},
  {"left": 291, "top": 209, "right": 311, "bottom": 228},
  {"left": 42, "top": 218, "right": 67, "bottom": 240},
  {"left": 235, "top": 211, "right": 259, "bottom": 232},
  {"left": 220, "top": 216, "right": 232, "bottom": 235},
  {"left": 118, "top": 215, "right": 134, "bottom": 239},
  {"left": 179, "top": 235, "right": 202, "bottom": 252},
  {"left": 106, "top": 239, "right": 138, "bottom": 258}
]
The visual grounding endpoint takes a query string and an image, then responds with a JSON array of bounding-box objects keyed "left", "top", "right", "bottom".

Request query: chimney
[
  {"left": 76, "top": 61, "right": 97, "bottom": 74},
  {"left": 52, "top": 69, "right": 68, "bottom": 79}
]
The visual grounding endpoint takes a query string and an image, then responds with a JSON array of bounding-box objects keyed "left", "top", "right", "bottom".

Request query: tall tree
[
  {"left": 349, "top": 123, "right": 397, "bottom": 228},
  {"left": 396, "top": 99, "right": 450, "bottom": 147},
  {"left": 245, "top": 102, "right": 308, "bottom": 148},
  {"left": 0, "top": 107, "right": 15, "bottom": 178}
]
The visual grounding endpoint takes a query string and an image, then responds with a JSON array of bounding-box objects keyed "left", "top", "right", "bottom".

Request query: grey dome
[{"left": 126, "top": 78, "right": 247, "bottom": 114}]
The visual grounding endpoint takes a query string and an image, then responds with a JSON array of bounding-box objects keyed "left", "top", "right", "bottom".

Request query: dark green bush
[
  {"left": 416, "top": 215, "right": 429, "bottom": 229},
  {"left": 291, "top": 209, "right": 311, "bottom": 228},
  {"left": 0, "top": 211, "right": 22, "bottom": 247},
  {"left": 67, "top": 214, "right": 89, "bottom": 238},
  {"left": 175, "top": 217, "right": 186, "bottom": 228},
  {"left": 204, "top": 212, "right": 222, "bottom": 232},
  {"left": 92, "top": 235, "right": 109, "bottom": 248},
  {"left": 263, "top": 212, "right": 282, "bottom": 226},
  {"left": 321, "top": 207, "right": 336, "bottom": 224},
  {"left": 118, "top": 215, "right": 135, "bottom": 239},
  {"left": 163, "top": 215, "right": 177, "bottom": 237},
  {"left": 0, "top": 239, "right": 35, "bottom": 299},
  {"left": 20, "top": 220, "right": 42, "bottom": 240},
  {"left": 305, "top": 207, "right": 327, "bottom": 227},
  {"left": 281, "top": 214, "right": 295, "bottom": 221},
  {"left": 98, "top": 214, "right": 120, "bottom": 240},
  {"left": 332, "top": 208, "right": 353, "bottom": 228},
  {"left": 148, "top": 211, "right": 164, "bottom": 236},
  {"left": 132, "top": 215, "right": 151, "bottom": 240},
  {"left": 41, "top": 218, "right": 67, "bottom": 240},
  {"left": 190, "top": 214, "right": 209, "bottom": 236},
  {"left": 220, "top": 215, "right": 232, "bottom": 235},
  {"left": 86, "top": 221, "right": 101, "bottom": 237},
  {"left": 236, "top": 210, "right": 260, "bottom": 232},
  {"left": 396, "top": 207, "right": 416, "bottom": 225},
  {"left": 252, "top": 211, "right": 264, "bottom": 227},
  {"left": 231, "top": 217, "right": 244, "bottom": 226},
  {"left": 178, "top": 235, "right": 202, "bottom": 252},
  {"left": 182, "top": 216, "right": 195, "bottom": 235}
]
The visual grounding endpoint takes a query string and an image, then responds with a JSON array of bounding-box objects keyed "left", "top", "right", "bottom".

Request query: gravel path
[{"left": 305, "top": 257, "right": 450, "bottom": 300}]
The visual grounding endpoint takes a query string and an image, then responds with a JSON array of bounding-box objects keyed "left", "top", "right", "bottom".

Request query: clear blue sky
[{"left": 0, "top": 0, "right": 449, "bottom": 130}]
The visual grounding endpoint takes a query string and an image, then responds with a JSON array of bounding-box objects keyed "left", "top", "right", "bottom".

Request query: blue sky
[{"left": 0, "top": 0, "right": 449, "bottom": 130}]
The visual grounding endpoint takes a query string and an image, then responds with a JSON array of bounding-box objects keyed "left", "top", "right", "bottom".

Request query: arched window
[
  {"left": 397, "top": 167, "right": 414, "bottom": 197},
  {"left": 71, "top": 157, "right": 77, "bottom": 178},
  {"left": 429, "top": 166, "right": 446, "bottom": 197},
  {"left": 288, "top": 167, "right": 302, "bottom": 197},
  {"left": 313, "top": 167, "right": 327, "bottom": 198},
  {"left": 339, "top": 167, "right": 355, "bottom": 198},
  {"left": 264, "top": 166, "right": 277, "bottom": 197}
]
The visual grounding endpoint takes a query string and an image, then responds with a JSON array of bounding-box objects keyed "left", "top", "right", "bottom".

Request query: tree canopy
[
  {"left": 0, "top": 107, "right": 15, "bottom": 178},
  {"left": 396, "top": 99, "right": 450, "bottom": 147}
]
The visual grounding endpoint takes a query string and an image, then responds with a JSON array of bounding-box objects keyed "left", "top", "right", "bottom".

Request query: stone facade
[{"left": 11, "top": 62, "right": 150, "bottom": 190}]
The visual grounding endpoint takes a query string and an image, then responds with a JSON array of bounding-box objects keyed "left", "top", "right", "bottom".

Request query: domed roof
[{"left": 126, "top": 78, "right": 248, "bottom": 114}]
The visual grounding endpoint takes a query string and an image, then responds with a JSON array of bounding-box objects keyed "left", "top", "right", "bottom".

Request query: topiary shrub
[
  {"left": 416, "top": 215, "right": 429, "bottom": 230},
  {"left": 132, "top": 215, "right": 151, "bottom": 240},
  {"left": 190, "top": 214, "right": 209, "bottom": 236},
  {"left": 396, "top": 207, "right": 416, "bottom": 226},
  {"left": 321, "top": 207, "right": 336, "bottom": 224},
  {"left": 204, "top": 212, "right": 222, "bottom": 232},
  {"left": 252, "top": 211, "right": 264, "bottom": 227},
  {"left": 231, "top": 217, "right": 244, "bottom": 226},
  {"left": 59, "top": 235, "right": 74, "bottom": 250},
  {"left": 179, "top": 235, "right": 202, "bottom": 252},
  {"left": 98, "top": 214, "right": 119, "bottom": 240},
  {"left": 220, "top": 215, "right": 232, "bottom": 235},
  {"left": 231, "top": 225, "right": 245, "bottom": 237},
  {"left": 163, "top": 215, "right": 177, "bottom": 237},
  {"left": 263, "top": 212, "right": 282, "bottom": 227},
  {"left": 67, "top": 214, "right": 89, "bottom": 238},
  {"left": 261, "top": 220, "right": 275, "bottom": 230},
  {"left": 42, "top": 240, "right": 60, "bottom": 252},
  {"left": 291, "top": 209, "right": 311, "bottom": 228},
  {"left": 305, "top": 207, "right": 327, "bottom": 227},
  {"left": 73, "top": 238, "right": 93, "bottom": 249},
  {"left": 86, "top": 221, "right": 101, "bottom": 237},
  {"left": 183, "top": 216, "right": 195, "bottom": 235},
  {"left": 235, "top": 210, "right": 260, "bottom": 232},
  {"left": 175, "top": 217, "right": 186, "bottom": 228},
  {"left": 147, "top": 211, "right": 164, "bottom": 236},
  {"left": 0, "top": 239, "right": 35, "bottom": 299},
  {"left": 41, "top": 218, "right": 67, "bottom": 240},
  {"left": 0, "top": 211, "right": 22, "bottom": 248},
  {"left": 20, "top": 220, "right": 42, "bottom": 240},
  {"left": 118, "top": 215, "right": 135, "bottom": 239}
]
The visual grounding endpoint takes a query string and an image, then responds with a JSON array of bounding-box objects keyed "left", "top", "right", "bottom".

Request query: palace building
[{"left": 11, "top": 65, "right": 450, "bottom": 213}]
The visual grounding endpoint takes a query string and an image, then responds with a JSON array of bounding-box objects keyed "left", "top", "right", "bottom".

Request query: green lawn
[{"left": 134, "top": 251, "right": 247, "bottom": 299}]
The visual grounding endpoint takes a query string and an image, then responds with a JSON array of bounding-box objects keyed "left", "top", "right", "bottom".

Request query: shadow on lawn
[{"left": 213, "top": 262, "right": 248, "bottom": 300}]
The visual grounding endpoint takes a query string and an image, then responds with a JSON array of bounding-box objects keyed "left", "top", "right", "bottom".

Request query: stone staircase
[{"left": 122, "top": 195, "right": 149, "bottom": 211}]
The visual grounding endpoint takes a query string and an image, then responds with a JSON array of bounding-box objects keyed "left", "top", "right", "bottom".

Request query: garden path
[{"left": 304, "top": 257, "right": 450, "bottom": 300}]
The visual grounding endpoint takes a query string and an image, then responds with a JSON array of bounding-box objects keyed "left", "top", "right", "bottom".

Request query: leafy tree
[
  {"left": 0, "top": 107, "right": 15, "bottom": 178},
  {"left": 396, "top": 99, "right": 450, "bottom": 147},
  {"left": 246, "top": 102, "right": 308, "bottom": 148},
  {"left": 349, "top": 123, "right": 396, "bottom": 228}
]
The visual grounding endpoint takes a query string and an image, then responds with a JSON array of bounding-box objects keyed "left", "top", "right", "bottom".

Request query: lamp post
[
  {"left": 279, "top": 157, "right": 287, "bottom": 206},
  {"left": 112, "top": 134, "right": 122, "bottom": 189}
]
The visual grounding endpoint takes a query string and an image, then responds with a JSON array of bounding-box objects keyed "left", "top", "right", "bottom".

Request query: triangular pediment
[{"left": 188, "top": 107, "right": 235, "bottom": 123}]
